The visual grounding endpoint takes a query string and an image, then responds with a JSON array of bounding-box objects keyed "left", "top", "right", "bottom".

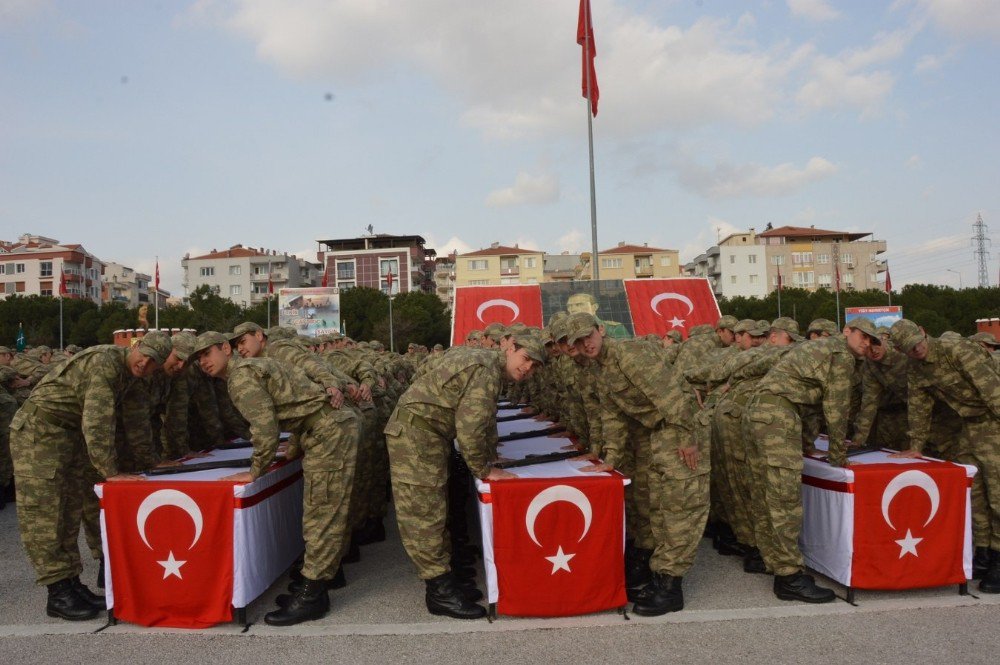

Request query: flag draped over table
[{"left": 577, "top": 0, "right": 599, "bottom": 116}]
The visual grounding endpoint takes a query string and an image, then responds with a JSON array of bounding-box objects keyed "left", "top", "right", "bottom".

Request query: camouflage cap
[
  {"left": 969, "top": 331, "right": 1000, "bottom": 346},
  {"left": 64, "top": 344, "right": 82, "bottom": 354},
  {"left": 539, "top": 328, "right": 554, "bottom": 344},
  {"left": 29, "top": 345, "right": 53, "bottom": 357},
  {"left": 508, "top": 322, "right": 529, "bottom": 334},
  {"left": 483, "top": 322, "right": 507, "bottom": 342},
  {"left": 512, "top": 334, "right": 547, "bottom": 364},
  {"left": 889, "top": 318, "right": 925, "bottom": 353},
  {"left": 190, "top": 331, "right": 231, "bottom": 359},
  {"left": 0, "top": 345, "right": 13, "bottom": 355},
  {"left": 939, "top": 331, "right": 962, "bottom": 340},
  {"left": 564, "top": 312, "right": 600, "bottom": 345},
  {"left": 807, "top": 318, "right": 839, "bottom": 336},
  {"left": 716, "top": 315, "right": 739, "bottom": 331},
  {"left": 846, "top": 317, "right": 880, "bottom": 341},
  {"left": 327, "top": 330, "right": 344, "bottom": 341},
  {"left": 689, "top": 324, "right": 715, "bottom": 337},
  {"left": 266, "top": 326, "right": 293, "bottom": 340},
  {"left": 170, "top": 331, "right": 197, "bottom": 362},
  {"left": 370, "top": 340, "right": 385, "bottom": 351},
  {"left": 232, "top": 321, "right": 265, "bottom": 340},
  {"left": 466, "top": 330, "right": 484, "bottom": 341},
  {"left": 770, "top": 317, "right": 803, "bottom": 342},
  {"left": 733, "top": 318, "right": 758, "bottom": 334},
  {"left": 875, "top": 326, "right": 892, "bottom": 337},
  {"left": 136, "top": 331, "right": 172, "bottom": 365},
  {"left": 664, "top": 329, "right": 683, "bottom": 343},
  {"left": 548, "top": 311, "right": 568, "bottom": 327},
  {"left": 0, "top": 366, "right": 17, "bottom": 382}
]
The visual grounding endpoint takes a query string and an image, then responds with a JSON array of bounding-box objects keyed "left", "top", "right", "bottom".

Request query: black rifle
[
  {"left": 497, "top": 425, "right": 566, "bottom": 442},
  {"left": 496, "top": 412, "right": 536, "bottom": 423},
  {"left": 145, "top": 458, "right": 253, "bottom": 476},
  {"left": 497, "top": 403, "right": 531, "bottom": 411},
  {"left": 493, "top": 450, "right": 583, "bottom": 469}
]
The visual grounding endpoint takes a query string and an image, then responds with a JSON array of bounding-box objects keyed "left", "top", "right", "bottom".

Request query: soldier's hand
[
  {"left": 11, "top": 377, "right": 31, "bottom": 389},
  {"left": 326, "top": 386, "right": 345, "bottom": 408},
  {"left": 358, "top": 384, "right": 373, "bottom": 402},
  {"left": 678, "top": 445, "right": 700, "bottom": 470},
  {"left": 345, "top": 384, "right": 362, "bottom": 401},
  {"left": 106, "top": 473, "right": 145, "bottom": 482},
  {"left": 484, "top": 468, "right": 517, "bottom": 481},
  {"left": 719, "top": 383, "right": 731, "bottom": 394},
  {"left": 694, "top": 389, "right": 704, "bottom": 409},
  {"left": 571, "top": 452, "right": 598, "bottom": 462},
  {"left": 580, "top": 461, "right": 614, "bottom": 473},
  {"left": 221, "top": 471, "right": 254, "bottom": 483},
  {"left": 889, "top": 449, "right": 922, "bottom": 459}
]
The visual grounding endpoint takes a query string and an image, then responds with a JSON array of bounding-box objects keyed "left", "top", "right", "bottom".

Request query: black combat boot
[
  {"left": 46, "top": 579, "right": 98, "bottom": 621},
  {"left": 280, "top": 564, "right": 346, "bottom": 605},
  {"left": 625, "top": 546, "right": 653, "bottom": 602},
  {"left": 265, "top": 578, "right": 330, "bottom": 626},
  {"left": 979, "top": 550, "right": 1000, "bottom": 594},
  {"left": 972, "top": 546, "right": 990, "bottom": 580},
  {"left": 425, "top": 573, "right": 486, "bottom": 619},
  {"left": 743, "top": 547, "right": 768, "bottom": 574},
  {"left": 96, "top": 559, "right": 105, "bottom": 589},
  {"left": 632, "top": 573, "right": 684, "bottom": 616},
  {"left": 713, "top": 522, "right": 745, "bottom": 556},
  {"left": 773, "top": 572, "right": 835, "bottom": 603},
  {"left": 342, "top": 538, "right": 361, "bottom": 564},
  {"left": 70, "top": 576, "right": 106, "bottom": 610},
  {"left": 355, "top": 517, "right": 386, "bottom": 545}
]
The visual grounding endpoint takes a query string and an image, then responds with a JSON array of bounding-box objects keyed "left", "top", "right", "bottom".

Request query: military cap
[
  {"left": 29, "top": 345, "right": 53, "bottom": 358},
  {"left": 846, "top": 317, "right": 880, "bottom": 341},
  {"left": 689, "top": 324, "right": 715, "bottom": 337},
  {"left": 136, "top": 331, "right": 172, "bottom": 365},
  {"left": 733, "top": 319, "right": 758, "bottom": 334},
  {"left": 483, "top": 323, "right": 507, "bottom": 342},
  {"left": 64, "top": 344, "right": 82, "bottom": 354},
  {"left": 466, "top": 330, "right": 484, "bottom": 341},
  {"left": 0, "top": 345, "right": 13, "bottom": 354},
  {"left": 357, "top": 341, "right": 371, "bottom": 349},
  {"left": 807, "top": 318, "right": 838, "bottom": 336},
  {"left": 665, "top": 329, "right": 683, "bottom": 343},
  {"left": 327, "top": 330, "right": 344, "bottom": 341},
  {"left": 939, "top": 331, "right": 962, "bottom": 341},
  {"left": 716, "top": 315, "right": 739, "bottom": 331},
  {"left": 508, "top": 322, "right": 529, "bottom": 334},
  {"left": 770, "top": 317, "right": 803, "bottom": 342},
  {"left": 370, "top": 340, "right": 385, "bottom": 351},
  {"left": 511, "top": 334, "right": 547, "bottom": 364},
  {"left": 190, "top": 331, "right": 231, "bottom": 359},
  {"left": 539, "top": 329, "right": 554, "bottom": 344},
  {"left": 232, "top": 321, "right": 265, "bottom": 340},
  {"left": 548, "top": 311, "right": 568, "bottom": 327},
  {"left": 644, "top": 333, "right": 662, "bottom": 343},
  {"left": 170, "top": 331, "right": 197, "bottom": 362},
  {"left": 265, "top": 326, "right": 292, "bottom": 340},
  {"left": 564, "top": 312, "right": 600, "bottom": 345},
  {"left": 433, "top": 343, "right": 444, "bottom": 351},
  {"left": 0, "top": 366, "right": 18, "bottom": 382},
  {"left": 969, "top": 331, "right": 1000, "bottom": 346},
  {"left": 875, "top": 326, "right": 892, "bottom": 337},
  {"left": 889, "top": 319, "right": 925, "bottom": 352}
]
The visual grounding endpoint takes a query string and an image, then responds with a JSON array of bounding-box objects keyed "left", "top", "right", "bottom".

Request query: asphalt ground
[{"left": 1, "top": 498, "right": 999, "bottom": 663}]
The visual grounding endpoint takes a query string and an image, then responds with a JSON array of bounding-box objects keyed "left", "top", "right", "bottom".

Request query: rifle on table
[
  {"left": 497, "top": 425, "right": 566, "bottom": 442},
  {"left": 493, "top": 450, "right": 584, "bottom": 469},
  {"left": 496, "top": 412, "right": 536, "bottom": 423},
  {"left": 497, "top": 403, "right": 531, "bottom": 411},
  {"left": 213, "top": 432, "right": 290, "bottom": 450},
  {"left": 145, "top": 458, "right": 253, "bottom": 476}
]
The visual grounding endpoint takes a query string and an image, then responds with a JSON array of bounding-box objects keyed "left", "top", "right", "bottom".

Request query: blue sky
[{"left": 2, "top": 0, "right": 998, "bottom": 296}]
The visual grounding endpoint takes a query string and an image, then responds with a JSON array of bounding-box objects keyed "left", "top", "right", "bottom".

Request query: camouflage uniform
[
  {"left": 0, "top": 364, "right": 18, "bottom": 493},
  {"left": 852, "top": 345, "right": 909, "bottom": 450}
]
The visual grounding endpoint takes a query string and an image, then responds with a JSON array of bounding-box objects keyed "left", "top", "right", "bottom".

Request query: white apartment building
[
  {"left": 0, "top": 234, "right": 105, "bottom": 304},
  {"left": 181, "top": 244, "right": 317, "bottom": 305}
]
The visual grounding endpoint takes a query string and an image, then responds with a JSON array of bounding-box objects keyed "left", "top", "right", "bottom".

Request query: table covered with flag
[
  {"left": 801, "top": 438, "right": 975, "bottom": 591},
  {"left": 474, "top": 414, "right": 629, "bottom": 617},
  {"left": 96, "top": 445, "right": 304, "bottom": 628}
]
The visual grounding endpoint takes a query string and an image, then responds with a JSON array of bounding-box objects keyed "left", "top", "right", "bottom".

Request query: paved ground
[{"left": 1, "top": 500, "right": 998, "bottom": 663}]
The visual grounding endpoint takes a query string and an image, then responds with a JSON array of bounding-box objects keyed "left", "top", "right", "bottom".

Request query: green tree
[{"left": 341, "top": 287, "right": 388, "bottom": 341}]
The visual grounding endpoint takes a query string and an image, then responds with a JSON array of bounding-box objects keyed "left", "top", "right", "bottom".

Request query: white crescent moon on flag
[
  {"left": 136, "top": 489, "right": 204, "bottom": 550},
  {"left": 476, "top": 299, "right": 520, "bottom": 323},
  {"left": 650, "top": 292, "right": 694, "bottom": 317},
  {"left": 881, "top": 470, "right": 940, "bottom": 531},
  {"left": 524, "top": 484, "right": 593, "bottom": 547}
]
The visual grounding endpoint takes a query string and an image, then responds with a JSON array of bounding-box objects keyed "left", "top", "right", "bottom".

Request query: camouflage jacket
[
  {"left": 263, "top": 338, "right": 352, "bottom": 392},
  {"left": 852, "top": 346, "right": 908, "bottom": 446}
]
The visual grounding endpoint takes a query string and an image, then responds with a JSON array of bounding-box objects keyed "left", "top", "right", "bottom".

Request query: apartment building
[
  {"left": 102, "top": 262, "right": 153, "bottom": 307},
  {"left": 433, "top": 253, "right": 456, "bottom": 308},
  {"left": 316, "top": 233, "right": 436, "bottom": 295},
  {"left": 453, "top": 243, "right": 545, "bottom": 287},
  {"left": 685, "top": 231, "right": 768, "bottom": 299},
  {"left": 0, "top": 234, "right": 105, "bottom": 304},
  {"left": 579, "top": 242, "right": 681, "bottom": 280},
  {"left": 181, "top": 245, "right": 315, "bottom": 305}
]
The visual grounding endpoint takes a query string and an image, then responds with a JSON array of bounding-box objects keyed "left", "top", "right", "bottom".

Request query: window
[
  {"left": 230, "top": 285, "right": 242, "bottom": 296},
  {"left": 40, "top": 261, "right": 53, "bottom": 277},
  {"left": 500, "top": 257, "right": 518, "bottom": 270},
  {"left": 749, "top": 274, "right": 759, "bottom": 284},
  {"left": 380, "top": 258, "right": 400, "bottom": 294},
  {"left": 818, "top": 274, "right": 832, "bottom": 287},
  {"left": 469, "top": 279, "right": 489, "bottom": 285},
  {"left": 601, "top": 257, "right": 623, "bottom": 269},
  {"left": 200, "top": 267, "right": 215, "bottom": 277},
  {"left": 841, "top": 253, "right": 854, "bottom": 265},
  {"left": 817, "top": 254, "right": 830, "bottom": 264},
  {"left": 524, "top": 257, "right": 537, "bottom": 269},
  {"left": 500, "top": 277, "right": 519, "bottom": 285},
  {"left": 16, "top": 263, "right": 25, "bottom": 274},
  {"left": 792, "top": 252, "right": 813, "bottom": 266},
  {"left": 0, "top": 265, "right": 4, "bottom": 274},
  {"left": 748, "top": 255, "right": 757, "bottom": 264},
  {"left": 844, "top": 273, "right": 854, "bottom": 285},
  {"left": 730, "top": 275, "right": 737, "bottom": 284},
  {"left": 336, "top": 260, "right": 355, "bottom": 280},
  {"left": 40, "top": 288, "right": 53, "bottom": 296},
  {"left": 252, "top": 283, "right": 268, "bottom": 294},
  {"left": 793, "top": 271, "right": 815, "bottom": 287},
  {"left": 338, "top": 281, "right": 355, "bottom": 290},
  {"left": 467, "top": 259, "right": 488, "bottom": 271},
  {"left": 229, "top": 265, "right": 241, "bottom": 275},
  {"left": 771, "top": 256, "right": 784, "bottom": 265}
]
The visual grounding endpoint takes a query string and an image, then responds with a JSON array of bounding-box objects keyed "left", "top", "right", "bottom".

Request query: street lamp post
[{"left": 946, "top": 269, "right": 963, "bottom": 290}]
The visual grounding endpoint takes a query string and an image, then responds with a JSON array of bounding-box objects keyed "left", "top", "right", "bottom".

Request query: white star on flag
[
  {"left": 895, "top": 529, "right": 923, "bottom": 558},
  {"left": 544, "top": 546, "right": 576, "bottom": 574},
  {"left": 157, "top": 551, "right": 187, "bottom": 579},
  {"left": 669, "top": 317, "right": 686, "bottom": 328}
]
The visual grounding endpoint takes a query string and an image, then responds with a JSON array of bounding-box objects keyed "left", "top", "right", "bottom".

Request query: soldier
[
  {"left": 742, "top": 318, "right": 879, "bottom": 603},
  {"left": 889, "top": 319, "right": 1000, "bottom": 593},
  {"left": 192, "top": 331, "right": 360, "bottom": 625},
  {"left": 147, "top": 332, "right": 197, "bottom": 460},
  {"left": 852, "top": 328, "right": 909, "bottom": 451},
  {"left": 383, "top": 336, "right": 545, "bottom": 619},
  {"left": 9, "top": 334, "right": 169, "bottom": 620},
  {"left": 567, "top": 312, "right": 708, "bottom": 616},
  {"left": 806, "top": 318, "right": 838, "bottom": 340}
]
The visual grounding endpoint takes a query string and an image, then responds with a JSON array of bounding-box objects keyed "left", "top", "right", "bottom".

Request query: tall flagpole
[
  {"left": 59, "top": 287, "right": 64, "bottom": 350},
  {"left": 583, "top": 3, "right": 599, "bottom": 281},
  {"left": 154, "top": 256, "right": 160, "bottom": 330},
  {"left": 267, "top": 260, "right": 272, "bottom": 328}
]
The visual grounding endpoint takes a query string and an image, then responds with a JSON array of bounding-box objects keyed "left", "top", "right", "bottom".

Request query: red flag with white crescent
[
  {"left": 102, "top": 481, "right": 234, "bottom": 627},
  {"left": 451, "top": 285, "right": 543, "bottom": 346},
  {"left": 577, "top": 0, "right": 599, "bottom": 116},
  {"left": 491, "top": 476, "right": 625, "bottom": 616},
  {"left": 850, "top": 463, "right": 968, "bottom": 589},
  {"left": 623, "top": 278, "right": 721, "bottom": 339}
]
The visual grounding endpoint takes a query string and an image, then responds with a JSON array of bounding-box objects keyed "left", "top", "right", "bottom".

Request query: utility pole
[{"left": 973, "top": 213, "right": 991, "bottom": 288}]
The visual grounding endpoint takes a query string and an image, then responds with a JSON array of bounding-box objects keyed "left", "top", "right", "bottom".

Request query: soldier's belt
[
  {"left": 396, "top": 408, "right": 438, "bottom": 434},
  {"left": 300, "top": 405, "right": 334, "bottom": 434},
  {"left": 754, "top": 393, "right": 796, "bottom": 410}
]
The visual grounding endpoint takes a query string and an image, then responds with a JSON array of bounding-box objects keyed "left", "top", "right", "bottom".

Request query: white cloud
[
  {"left": 485, "top": 171, "right": 559, "bottom": 208},
  {"left": 421, "top": 234, "right": 473, "bottom": 258},
  {"left": 557, "top": 228, "right": 586, "bottom": 253},
  {"left": 679, "top": 216, "right": 742, "bottom": 262},
  {"left": 787, "top": 0, "right": 840, "bottom": 22},
  {"left": 916, "top": 0, "right": 1000, "bottom": 41},
  {"left": 0, "top": 0, "right": 48, "bottom": 26},
  {"left": 676, "top": 156, "right": 838, "bottom": 199},
  {"left": 905, "top": 154, "right": 922, "bottom": 169},
  {"left": 913, "top": 46, "right": 957, "bottom": 74}
]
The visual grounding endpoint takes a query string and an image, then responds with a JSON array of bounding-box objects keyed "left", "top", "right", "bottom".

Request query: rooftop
[
  {"left": 599, "top": 242, "right": 676, "bottom": 254},
  {"left": 758, "top": 225, "right": 872, "bottom": 242}
]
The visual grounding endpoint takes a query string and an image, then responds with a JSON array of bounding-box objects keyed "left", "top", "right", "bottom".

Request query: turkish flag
[
  {"left": 576, "top": 0, "right": 599, "bottom": 116},
  {"left": 623, "top": 278, "right": 721, "bottom": 339},
  {"left": 850, "top": 463, "right": 968, "bottom": 589},
  {"left": 451, "top": 285, "right": 543, "bottom": 346},
  {"left": 102, "top": 481, "right": 234, "bottom": 628},
  {"left": 491, "top": 476, "right": 626, "bottom": 616}
]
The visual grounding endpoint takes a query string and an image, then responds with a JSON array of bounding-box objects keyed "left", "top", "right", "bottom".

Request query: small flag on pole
[
  {"left": 16, "top": 322, "right": 26, "bottom": 351},
  {"left": 155, "top": 260, "right": 160, "bottom": 291},
  {"left": 777, "top": 264, "right": 783, "bottom": 291},
  {"left": 386, "top": 271, "right": 394, "bottom": 292},
  {"left": 577, "top": 0, "right": 599, "bottom": 116},
  {"left": 884, "top": 263, "right": 892, "bottom": 293},
  {"left": 59, "top": 266, "right": 68, "bottom": 296},
  {"left": 835, "top": 263, "right": 841, "bottom": 293},
  {"left": 321, "top": 269, "right": 328, "bottom": 288}
]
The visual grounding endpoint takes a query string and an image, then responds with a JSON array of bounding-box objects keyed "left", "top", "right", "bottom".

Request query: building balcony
[
  {"left": 634, "top": 265, "right": 653, "bottom": 277},
  {"left": 500, "top": 267, "right": 519, "bottom": 276}
]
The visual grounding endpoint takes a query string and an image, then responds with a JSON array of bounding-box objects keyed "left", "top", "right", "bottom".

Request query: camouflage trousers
[
  {"left": 297, "top": 407, "right": 359, "bottom": 582},
  {"left": 647, "top": 423, "right": 710, "bottom": 577},
  {"left": 742, "top": 394, "right": 805, "bottom": 577},
  {"left": 615, "top": 421, "right": 655, "bottom": 551},
  {"left": 713, "top": 395, "right": 756, "bottom": 548},
  {"left": 384, "top": 408, "right": 460, "bottom": 579},
  {"left": 0, "top": 393, "right": 17, "bottom": 487},
  {"left": 869, "top": 406, "right": 909, "bottom": 451},
  {"left": 961, "top": 417, "right": 1000, "bottom": 551},
  {"left": 9, "top": 404, "right": 96, "bottom": 585},
  {"left": 347, "top": 404, "right": 377, "bottom": 531}
]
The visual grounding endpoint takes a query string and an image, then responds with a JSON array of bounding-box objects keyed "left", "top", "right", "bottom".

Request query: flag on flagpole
[
  {"left": 321, "top": 269, "right": 328, "bottom": 288},
  {"left": 577, "top": 0, "right": 599, "bottom": 116},
  {"left": 59, "top": 266, "right": 68, "bottom": 297},
  {"left": 268, "top": 270, "right": 274, "bottom": 295},
  {"left": 884, "top": 262, "right": 892, "bottom": 293},
  {"left": 777, "top": 264, "right": 783, "bottom": 291},
  {"left": 155, "top": 260, "right": 160, "bottom": 291},
  {"left": 16, "top": 323, "right": 26, "bottom": 351},
  {"left": 835, "top": 263, "right": 841, "bottom": 293},
  {"left": 386, "top": 271, "right": 394, "bottom": 292}
]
